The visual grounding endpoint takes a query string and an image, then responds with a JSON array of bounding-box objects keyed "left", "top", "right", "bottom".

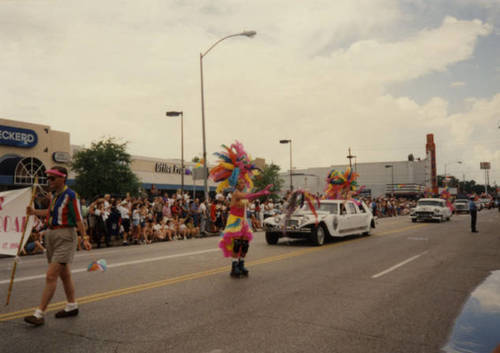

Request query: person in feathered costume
[
  {"left": 209, "top": 141, "right": 272, "bottom": 277},
  {"left": 324, "top": 167, "right": 361, "bottom": 200},
  {"left": 440, "top": 187, "right": 454, "bottom": 212}
]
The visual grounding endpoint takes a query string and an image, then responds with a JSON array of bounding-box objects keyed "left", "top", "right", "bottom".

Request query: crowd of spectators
[
  {"left": 22, "top": 188, "right": 421, "bottom": 256},
  {"left": 22, "top": 189, "right": 285, "bottom": 255},
  {"left": 361, "top": 197, "right": 417, "bottom": 218}
]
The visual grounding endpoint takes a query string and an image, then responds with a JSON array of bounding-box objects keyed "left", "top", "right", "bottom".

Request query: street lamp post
[
  {"left": 444, "top": 161, "right": 462, "bottom": 188},
  {"left": 200, "top": 30, "right": 257, "bottom": 202},
  {"left": 166, "top": 111, "right": 184, "bottom": 193},
  {"left": 280, "top": 139, "right": 293, "bottom": 191},
  {"left": 385, "top": 165, "right": 394, "bottom": 196}
]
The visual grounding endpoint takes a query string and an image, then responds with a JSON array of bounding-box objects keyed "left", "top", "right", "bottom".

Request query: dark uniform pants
[{"left": 470, "top": 210, "right": 477, "bottom": 231}]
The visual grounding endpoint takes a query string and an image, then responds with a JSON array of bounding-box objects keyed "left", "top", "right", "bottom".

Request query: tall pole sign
[
  {"left": 426, "top": 134, "right": 437, "bottom": 195},
  {"left": 480, "top": 162, "right": 491, "bottom": 195}
]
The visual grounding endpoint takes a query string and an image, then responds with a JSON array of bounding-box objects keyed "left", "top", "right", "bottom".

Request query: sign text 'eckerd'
[{"left": 0, "top": 125, "right": 38, "bottom": 148}]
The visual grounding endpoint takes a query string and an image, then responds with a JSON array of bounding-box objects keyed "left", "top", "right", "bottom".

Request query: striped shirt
[{"left": 48, "top": 186, "right": 84, "bottom": 227}]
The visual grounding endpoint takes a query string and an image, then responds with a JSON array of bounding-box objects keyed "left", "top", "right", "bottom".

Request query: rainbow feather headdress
[
  {"left": 209, "top": 141, "right": 260, "bottom": 193},
  {"left": 324, "top": 167, "right": 361, "bottom": 199}
]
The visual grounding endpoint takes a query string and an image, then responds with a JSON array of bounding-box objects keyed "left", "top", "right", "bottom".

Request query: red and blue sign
[{"left": 0, "top": 125, "right": 38, "bottom": 148}]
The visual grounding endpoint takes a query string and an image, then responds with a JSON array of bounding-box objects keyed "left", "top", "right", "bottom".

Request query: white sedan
[
  {"left": 263, "top": 200, "right": 375, "bottom": 246},
  {"left": 410, "top": 198, "right": 452, "bottom": 222}
]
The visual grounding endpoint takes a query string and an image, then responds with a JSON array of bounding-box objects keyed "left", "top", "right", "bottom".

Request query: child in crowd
[
  {"left": 186, "top": 217, "right": 199, "bottom": 238},
  {"left": 178, "top": 218, "right": 189, "bottom": 239},
  {"left": 131, "top": 204, "right": 142, "bottom": 244},
  {"left": 142, "top": 219, "right": 153, "bottom": 244},
  {"left": 22, "top": 229, "right": 46, "bottom": 255},
  {"left": 166, "top": 219, "right": 176, "bottom": 240}
]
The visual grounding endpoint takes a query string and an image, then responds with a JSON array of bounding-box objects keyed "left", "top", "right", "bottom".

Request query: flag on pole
[
  {"left": 0, "top": 187, "right": 36, "bottom": 256},
  {"left": 193, "top": 159, "right": 207, "bottom": 180}
]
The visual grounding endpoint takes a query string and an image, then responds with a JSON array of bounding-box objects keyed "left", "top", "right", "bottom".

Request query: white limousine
[{"left": 263, "top": 199, "right": 375, "bottom": 246}]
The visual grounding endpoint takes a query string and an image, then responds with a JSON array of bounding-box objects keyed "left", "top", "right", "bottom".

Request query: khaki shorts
[{"left": 45, "top": 228, "right": 77, "bottom": 264}]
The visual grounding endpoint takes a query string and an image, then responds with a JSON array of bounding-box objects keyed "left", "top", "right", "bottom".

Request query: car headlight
[
  {"left": 434, "top": 208, "right": 440, "bottom": 214},
  {"left": 302, "top": 216, "right": 313, "bottom": 225},
  {"left": 274, "top": 216, "right": 281, "bottom": 223}
]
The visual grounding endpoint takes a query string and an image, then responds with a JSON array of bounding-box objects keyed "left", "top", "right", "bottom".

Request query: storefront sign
[
  {"left": 52, "top": 151, "right": 71, "bottom": 163},
  {"left": 0, "top": 125, "right": 38, "bottom": 148},
  {"left": 155, "top": 162, "right": 185, "bottom": 175}
]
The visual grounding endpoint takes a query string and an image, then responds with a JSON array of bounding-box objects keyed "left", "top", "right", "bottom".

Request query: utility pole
[{"left": 346, "top": 147, "right": 356, "bottom": 169}]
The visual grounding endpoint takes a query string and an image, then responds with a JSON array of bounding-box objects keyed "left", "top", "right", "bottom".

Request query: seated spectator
[
  {"left": 160, "top": 218, "right": 173, "bottom": 241},
  {"left": 22, "top": 230, "right": 46, "bottom": 255},
  {"left": 177, "top": 218, "right": 189, "bottom": 239},
  {"left": 166, "top": 219, "right": 177, "bottom": 240},
  {"left": 152, "top": 220, "right": 165, "bottom": 242},
  {"left": 186, "top": 217, "right": 200, "bottom": 238},
  {"left": 142, "top": 219, "right": 154, "bottom": 244}
]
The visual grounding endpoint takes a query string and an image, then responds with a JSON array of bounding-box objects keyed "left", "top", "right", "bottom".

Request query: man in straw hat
[{"left": 24, "top": 166, "right": 91, "bottom": 326}]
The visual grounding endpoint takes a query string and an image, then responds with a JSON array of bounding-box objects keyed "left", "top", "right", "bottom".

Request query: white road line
[
  {"left": 407, "top": 237, "right": 428, "bottom": 241},
  {"left": 0, "top": 248, "right": 219, "bottom": 285},
  {"left": 371, "top": 250, "right": 428, "bottom": 279}
]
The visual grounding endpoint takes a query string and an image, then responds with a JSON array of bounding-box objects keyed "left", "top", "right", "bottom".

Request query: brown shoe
[
  {"left": 24, "top": 315, "right": 44, "bottom": 326},
  {"left": 55, "top": 308, "right": 79, "bottom": 318}
]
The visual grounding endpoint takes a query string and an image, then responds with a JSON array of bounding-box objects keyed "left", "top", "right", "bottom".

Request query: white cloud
[
  {"left": 450, "top": 81, "right": 466, "bottom": 87},
  {"left": 324, "top": 17, "right": 491, "bottom": 84}
]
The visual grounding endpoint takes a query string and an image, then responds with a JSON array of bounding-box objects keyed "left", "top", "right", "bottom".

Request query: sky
[{"left": 0, "top": 0, "right": 499, "bottom": 185}]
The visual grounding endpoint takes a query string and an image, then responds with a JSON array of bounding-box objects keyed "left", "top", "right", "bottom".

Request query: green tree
[
  {"left": 71, "top": 137, "right": 141, "bottom": 198},
  {"left": 254, "top": 163, "right": 283, "bottom": 201},
  {"left": 437, "top": 175, "right": 460, "bottom": 187}
]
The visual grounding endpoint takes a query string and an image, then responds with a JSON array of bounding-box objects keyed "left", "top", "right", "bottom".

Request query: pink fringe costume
[{"left": 219, "top": 205, "right": 253, "bottom": 257}]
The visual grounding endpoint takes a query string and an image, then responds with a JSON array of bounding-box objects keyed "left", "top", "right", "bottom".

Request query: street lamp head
[
  {"left": 241, "top": 30, "right": 257, "bottom": 37},
  {"left": 385, "top": 165, "right": 393, "bottom": 168},
  {"left": 166, "top": 111, "right": 183, "bottom": 117},
  {"left": 280, "top": 139, "right": 291, "bottom": 144}
]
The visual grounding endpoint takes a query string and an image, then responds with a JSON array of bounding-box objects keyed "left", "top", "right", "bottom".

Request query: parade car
[
  {"left": 410, "top": 198, "right": 452, "bottom": 222},
  {"left": 263, "top": 199, "right": 375, "bottom": 246},
  {"left": 453, "top": 199, "right": 469, "bottom": 214}
]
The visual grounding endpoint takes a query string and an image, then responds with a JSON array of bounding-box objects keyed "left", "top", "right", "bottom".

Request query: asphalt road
[{"left": 0, "top": 210, "right": 499, "bottom": 353}]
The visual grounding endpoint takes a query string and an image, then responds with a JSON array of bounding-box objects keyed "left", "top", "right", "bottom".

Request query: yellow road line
[
  {"left": 0, "top": 223, "right": 427, "bottom": 322},
  {"left": 374, "top": 223, "right": 428, "bottom": 236}
]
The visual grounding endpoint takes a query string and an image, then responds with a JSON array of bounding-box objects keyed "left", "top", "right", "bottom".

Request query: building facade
[
  {"left": 0, "top": 118, "right": 217, "bottom": 194},
  {"left": 0, "top": 118, "right": 71, "bottom": 190},
  {"left": 281, "top": 158, "right": 431, "bottom": 198}
]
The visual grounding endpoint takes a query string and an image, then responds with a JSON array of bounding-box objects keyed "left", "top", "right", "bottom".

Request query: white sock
[
  {"left": 34, "top": 308, "right": 44, "bottom": 319},
  {"left": 65, "top": 302, "right": 78, "bottom": 312}
]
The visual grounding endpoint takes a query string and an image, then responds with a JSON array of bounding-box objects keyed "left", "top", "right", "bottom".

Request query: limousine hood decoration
[{"left": 283, "top": 189, "right": 320, "bottom": 234}]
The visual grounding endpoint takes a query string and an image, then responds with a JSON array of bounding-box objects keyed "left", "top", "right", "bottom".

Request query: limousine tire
[
  {"left": 265, "top": 232, "right": 279, "bottom": 245},
  {"left": 311, "top": 224, "right": 326, "bottom": 246}
]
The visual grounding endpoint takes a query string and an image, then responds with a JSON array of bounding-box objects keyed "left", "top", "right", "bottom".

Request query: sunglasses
[{"left": 47, "top": 176, "right": 59, "bottom": 181}]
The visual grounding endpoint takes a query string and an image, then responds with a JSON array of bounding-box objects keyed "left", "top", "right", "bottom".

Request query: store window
[{"left": 14, "top": 157, "right": 47, "bottom": 185}]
